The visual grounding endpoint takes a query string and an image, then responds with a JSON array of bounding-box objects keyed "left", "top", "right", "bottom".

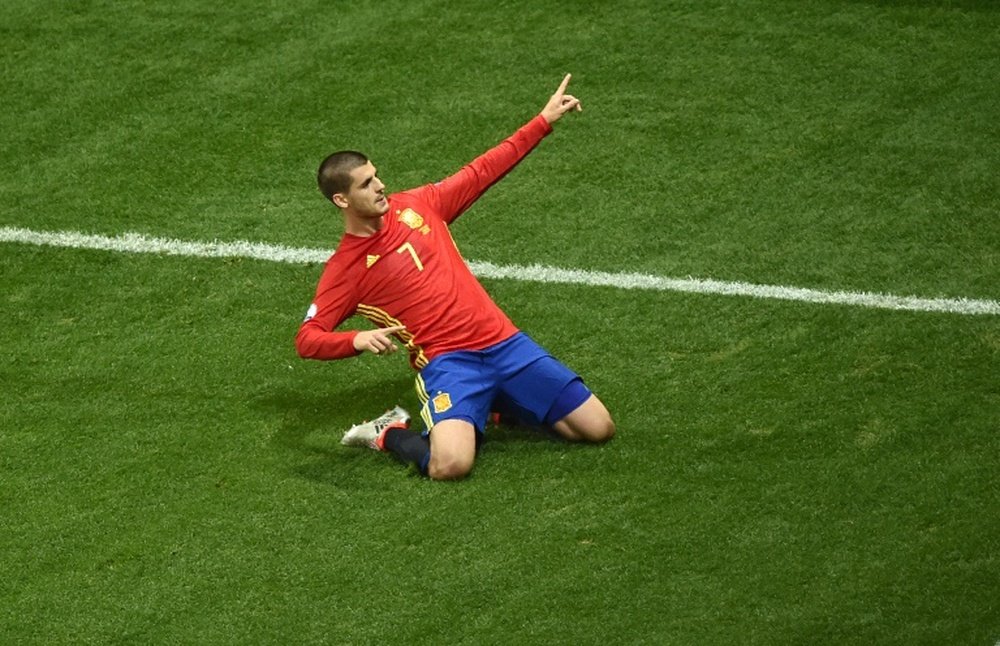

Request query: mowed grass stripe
[{"left": 3, "top": 225, "right": 998, "bottom": 317}]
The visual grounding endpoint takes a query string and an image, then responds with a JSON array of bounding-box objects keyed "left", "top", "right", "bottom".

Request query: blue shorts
[{"left": 415, "top": 332, "right": 592, "bottom": 435}]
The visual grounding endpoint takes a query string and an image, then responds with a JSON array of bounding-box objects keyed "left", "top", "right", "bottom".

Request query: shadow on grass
[
  {"left": 254, "top": 375, "right": 415, "bottom": 487},
  {"left": 254, "top": 376, "right": 568, "bottom": 486}
]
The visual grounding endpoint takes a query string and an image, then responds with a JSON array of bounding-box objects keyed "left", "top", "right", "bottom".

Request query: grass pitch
[{"left": 2, "top": 1, "right": 998, "bottom": 644}]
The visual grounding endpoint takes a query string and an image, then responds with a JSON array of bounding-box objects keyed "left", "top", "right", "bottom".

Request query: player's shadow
[{"left": 256, "top": 375, "right": 416, "bottom": 488}]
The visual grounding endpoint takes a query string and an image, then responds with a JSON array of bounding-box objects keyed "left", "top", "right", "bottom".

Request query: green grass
[{"left": 2, "top": 1, "right": 999, "bottom": 644}]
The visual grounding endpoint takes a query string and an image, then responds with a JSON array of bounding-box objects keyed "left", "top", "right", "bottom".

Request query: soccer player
[{"left": 296, "top": 74, "right": 615, "bottom": 480}]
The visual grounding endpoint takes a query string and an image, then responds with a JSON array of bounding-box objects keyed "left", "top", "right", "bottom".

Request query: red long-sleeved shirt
[{"left": 295, "top": 114, "right": 552, "bottom": 370}]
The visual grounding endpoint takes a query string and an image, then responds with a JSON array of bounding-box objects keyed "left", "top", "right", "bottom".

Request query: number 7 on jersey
[{"left": 396, "top": 241, "right": 424, "bottom": 271}]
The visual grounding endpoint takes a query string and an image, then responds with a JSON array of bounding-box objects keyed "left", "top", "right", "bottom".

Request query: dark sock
[{"left": 382, "top": 428, "right": 430, "bottom": 475}]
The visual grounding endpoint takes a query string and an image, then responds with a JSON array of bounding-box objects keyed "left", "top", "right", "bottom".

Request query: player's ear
[{"left": 331, "top": 192, "right": 349, "bottom": 209}]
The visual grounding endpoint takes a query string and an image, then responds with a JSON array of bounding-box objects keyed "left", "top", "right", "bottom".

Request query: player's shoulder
[
  {"left": 389, "top": 186, "right": 428, "bottom": 206},
  {"left": 324, "top": 237, "right": 364, "bottom": 271},
  {"left": 388, "top": 188, "right": 445, "bottom": 224}
]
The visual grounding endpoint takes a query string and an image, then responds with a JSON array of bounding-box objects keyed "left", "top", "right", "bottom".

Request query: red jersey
[{"left": 296, "top": 115, "right": 553, "bottom": 370}]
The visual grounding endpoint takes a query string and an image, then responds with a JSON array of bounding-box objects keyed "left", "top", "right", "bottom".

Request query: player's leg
[
  {"left": 415, "top": 352, "right": 494, "bottom": 480},
  {"left": 340, "top": 352, "right": 490, "bottom": 479},
  {"left": 493, "top": 333, "right": 615, "bottom": 444},
  {"left": 549, "top": 392, "right": 615, "bottom": 443},
  {"left": 345, "top": 414, "right": 480, "bottom": 479},
  {"left": 426, "top": 419, "right": 478, "bottom": 480},
  {"left": 342, "top": 406, "right": 433, "bottom": 474},
  {"left": 378, "top": 426, "right": 431, "bottom": 474}
]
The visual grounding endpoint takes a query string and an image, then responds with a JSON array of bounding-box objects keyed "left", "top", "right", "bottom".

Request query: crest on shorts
[{"left": 432, "top": 392, "right": 452, "bottom": 414}]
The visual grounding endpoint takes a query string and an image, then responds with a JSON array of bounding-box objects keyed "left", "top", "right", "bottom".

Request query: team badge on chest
[{"left": 398, "top": 208, "right": 431, "bottom": 235}]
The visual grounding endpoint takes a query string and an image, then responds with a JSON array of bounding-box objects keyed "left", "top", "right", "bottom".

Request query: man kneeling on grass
[{"left": 295, "top": 74, "right": 614, "bottom": 480}]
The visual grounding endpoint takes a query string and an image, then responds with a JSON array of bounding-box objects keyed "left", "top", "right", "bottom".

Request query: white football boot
[{"left": 341, "top": 405, "right": 411, "bottom": 449}]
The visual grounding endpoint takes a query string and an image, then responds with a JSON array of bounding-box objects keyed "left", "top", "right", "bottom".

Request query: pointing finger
[{"left": 556, "top": 73, "right": 572, "bottom": 96}]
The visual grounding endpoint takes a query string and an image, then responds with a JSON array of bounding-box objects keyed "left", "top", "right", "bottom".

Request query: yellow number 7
[{"left": 396, "top": 242, "right": 424, "bottom": 271}]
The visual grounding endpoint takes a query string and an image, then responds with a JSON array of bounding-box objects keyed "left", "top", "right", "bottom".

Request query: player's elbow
[{"left": 295, "top": 329, "right": 316, "bottom": 359}]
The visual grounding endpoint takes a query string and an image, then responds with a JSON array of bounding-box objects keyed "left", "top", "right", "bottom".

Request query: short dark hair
[{"left": 317, "top": 150, "right": 369, "bottom": 202}]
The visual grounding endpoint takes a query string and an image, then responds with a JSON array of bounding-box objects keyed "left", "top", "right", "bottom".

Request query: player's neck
[{"left": 343, "top": 212, "right": 385, "bottom": 237}]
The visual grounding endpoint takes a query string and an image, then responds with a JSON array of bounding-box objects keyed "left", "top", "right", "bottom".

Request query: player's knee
[
  {"left": 428, "top": 452, "right": 474, "bottom": 481},
  {"left": 581, "top": 414, "right": 616, "bottom": 443},
  {"left": 569, "top": 397, "right": 616, "bottom": 443}
]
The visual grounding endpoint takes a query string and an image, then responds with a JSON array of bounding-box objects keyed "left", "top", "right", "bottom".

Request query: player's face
[{"left": 342, "top": 162, "right": 389, "bottom": 217}]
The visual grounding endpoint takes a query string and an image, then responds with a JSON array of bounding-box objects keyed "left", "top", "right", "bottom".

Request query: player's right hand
[
  {"left": 540, "top": 73, "right": 582, "bottom": 124},
  {"left": 353, "top": 325, "right": 406, "bottom": 355}
]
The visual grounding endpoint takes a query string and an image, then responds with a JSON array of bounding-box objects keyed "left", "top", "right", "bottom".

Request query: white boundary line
[{"left": 2, "top": 225, "right": 998, "bottom": 316}]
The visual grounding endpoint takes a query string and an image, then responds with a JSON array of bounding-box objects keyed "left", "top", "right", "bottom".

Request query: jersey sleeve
[
  {"left": 411, "top": 114, "right": 553, "bottom": 223},
  {"left": 295, "top": 260, "right": 363, "bottom": 360}
]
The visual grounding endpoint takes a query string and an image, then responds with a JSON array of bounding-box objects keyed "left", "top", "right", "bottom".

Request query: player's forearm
[
  {"left": 464, "top": 115, "right": 552, "bottom": 188},
  {"left": 295, "top": 326, "right": 361, "bottom": 360},
  {"left": 434, "top": 115, "right": 552, "bottom": 220}
]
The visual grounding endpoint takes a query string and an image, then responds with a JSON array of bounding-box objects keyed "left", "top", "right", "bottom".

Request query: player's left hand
[
  {"left": 354, "top": 325, "right": 406, "bottom": 356},
  {"left": 540, "top": 73, "right": 582, "bottom": 124}
]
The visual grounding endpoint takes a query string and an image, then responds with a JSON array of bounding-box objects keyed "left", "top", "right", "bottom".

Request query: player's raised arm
[
  {"left": 540, "top": 73, "right": 583, "bottom": 124},
  {"left": 413, "top": 74, "right": 580, "bottom": 222}
]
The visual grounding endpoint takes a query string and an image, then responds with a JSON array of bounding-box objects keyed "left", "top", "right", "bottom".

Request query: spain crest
[
  {"left": 432, "top": 392, "right": 453, "bottom": 414},
  {"left": 398, "top": 208, "right": 424, "bottom": 230}
]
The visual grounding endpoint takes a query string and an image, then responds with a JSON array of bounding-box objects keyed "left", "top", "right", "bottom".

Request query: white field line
[{"left": 2, "top": 225, "right": 998, "bottom": 317}]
